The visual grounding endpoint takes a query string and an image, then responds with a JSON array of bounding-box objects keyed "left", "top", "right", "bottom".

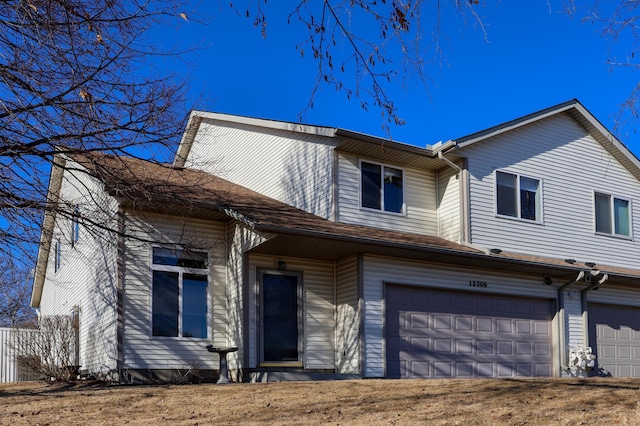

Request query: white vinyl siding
[
  {"left": 338, "top": 153, "right": 437, "bottom": 235},
  {"left": 437, "top": 165, "right": 462, "bottom": 242},
  {"left": 226, "top": 223, "right": 268, "bottom": 371},
  {"left": 361, "top": 255, "right": 558, "bottom": 378},
  {"left": 122, "top": 214, "right": 226, "bottom": 370},
  {"left": 39, "top": 159, "right": 119, "bottom": 377},
  {"left": 335, "top": 256, "right": 360, "bottom": 375},
  {"left": 461, "top": 113, "right": 640, "bottom": 269},
  {"left": 184, "top": 119, "right": 338, "bottom": 219},
  {"left": 587, "top": 284, "right": 640, "bottom": 308},
  {"left": 248, "top": 255, "right": 335, "bottom": 370}
]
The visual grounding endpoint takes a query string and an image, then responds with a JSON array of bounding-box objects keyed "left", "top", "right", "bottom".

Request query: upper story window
[
  {"left": 495, "top": 170, "right": 541, "bottom": 222},
  {"left": 54, "top": 239, "right": 61, "bottom": 272},
  {"left": 151, "top": 247, "right": 209, "bottom": 338},
  {"left": 360, "top": 161, "right": 404, "bottom": 214},
  {"left": 594, "top": 192, "right": 631, "bottom": 237},
  {"left": 71, "top": 206, "right": 80, "bottom": 247}
]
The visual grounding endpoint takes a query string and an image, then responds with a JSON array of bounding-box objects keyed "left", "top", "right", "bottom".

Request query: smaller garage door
[
  {"left": 386, "top": 285, "right": 554, "bottom": 378},
  {"left": 589, "top": 303, "right": 640, "bottom": 378}
]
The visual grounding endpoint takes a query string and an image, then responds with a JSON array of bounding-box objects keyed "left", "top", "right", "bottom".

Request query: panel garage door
[
  {"left": 588, "top": 303, "right": 640, "bottom": 377},
  {"left": 386, "top": 285, "right": 554, "bottom": 378}
]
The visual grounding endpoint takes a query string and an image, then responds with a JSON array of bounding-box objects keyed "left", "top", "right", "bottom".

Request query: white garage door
[
  {"left": 588, "top": 303, "right": 640, "bottom": 378},
  {"left": 386, "top": 285, "right": 554, "bottom": 378}
]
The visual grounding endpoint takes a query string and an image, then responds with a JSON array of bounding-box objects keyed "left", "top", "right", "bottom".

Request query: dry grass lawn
[{"left": 1, "top": 378, "right": 640, "bottom": 425}]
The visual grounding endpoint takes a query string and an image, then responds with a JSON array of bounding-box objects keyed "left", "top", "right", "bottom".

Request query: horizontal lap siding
[
  {"left": 249, "top": 255, "right": 335, "bottom": 370},
  {"left": 122, "top": 214, "right": 226, "bottom": 370},
  {"left": 40, "top": 162, "right": 119, "bottom": 375},
  {"left": 226, "top": 224, "right": 267, "bottom": 370},
  {"left": 185, "top": 120, "right": 337, "bottom": 219},
  {"left": 336, "top": 256, "right": 359, "bottom": 374},
  {"left": 362, "top": 255, "right": 558, "bottom": 378},
  {"left": 337, "top": 153, "right": 437, "bottom": 235},
  {"left": 587, "top": 285, "right": 640, "bottom": 308},
  {"left": 461, "top": 113, "right": 640, "bottom": 269},
  {"left": 437, "top": 165, "right": 461, "bottom": 242}
]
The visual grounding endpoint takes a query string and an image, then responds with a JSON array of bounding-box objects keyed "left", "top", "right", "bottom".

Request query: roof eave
[{"left": 30, "top": 154, "right": 67, "bottom": 308}]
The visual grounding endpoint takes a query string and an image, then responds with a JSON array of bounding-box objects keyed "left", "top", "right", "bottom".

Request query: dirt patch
[{"left": 1, "top": 378, "right": 640, "bottom": 425}]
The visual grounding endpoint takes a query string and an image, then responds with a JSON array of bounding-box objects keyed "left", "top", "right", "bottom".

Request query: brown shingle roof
[{"left": 72, "top": 151, "right": 640, "bottom": 281}]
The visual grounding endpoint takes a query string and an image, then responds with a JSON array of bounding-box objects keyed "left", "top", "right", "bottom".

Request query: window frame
[
  {"left": 149, "top": 246, "right": 210, "bottom": 340},
  {"left": 359, "top": 159, "right": 406, "bottom": 216},
  {"left": 593, "top": 191, "right": 632, "bottom": 239},
  {"left": 494, "top": 170, "right": 543, "bottom": 224}
]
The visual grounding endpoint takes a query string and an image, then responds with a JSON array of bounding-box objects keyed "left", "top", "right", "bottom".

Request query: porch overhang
[{"left": 248, "top": 228, "right": 640, "bottom": 287}]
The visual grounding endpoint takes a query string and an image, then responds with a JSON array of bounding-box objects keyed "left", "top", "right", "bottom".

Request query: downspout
[
  {"left": 557, "top": 271, "right": 585, "bottom": 373},
  {"left": 333, "top": 261, "right": 337, "bottom": 373},
  {"left": 437, "top": 151, "right": 469, "bottom": 243},
  {"left": 581, "top": 273, "right": 609, "bottom": 350}
]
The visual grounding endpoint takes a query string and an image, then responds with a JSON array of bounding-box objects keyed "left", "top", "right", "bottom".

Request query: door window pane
[{"left": 263, "top": 274, "right": 298, "bottom": 362}]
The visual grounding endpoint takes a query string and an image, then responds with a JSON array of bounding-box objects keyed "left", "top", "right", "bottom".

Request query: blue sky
[{"left": 160, "top": 2, "right": 640, "bottom": 152}]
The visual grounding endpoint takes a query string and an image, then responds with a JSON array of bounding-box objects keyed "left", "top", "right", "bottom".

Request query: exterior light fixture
[
  {"left": 276, "top": 260, "right": 287, "bottom": 270},
  {"left": 544, "top": 276, "right": 553, "bottom": 285}
]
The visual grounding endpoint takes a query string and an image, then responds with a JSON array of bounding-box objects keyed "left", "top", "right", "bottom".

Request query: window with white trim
[
  {"left": 594, "top": 192, "right": 631, "bottom": 237},
  {"left": 151, "top": 247, "right": 209, "bottom": 338},
  {"left": 360, "top": 161, "right": 404, "bottom": 213},
  {"left": 495, "top": 170, "right": 541, "bottom": 222}
]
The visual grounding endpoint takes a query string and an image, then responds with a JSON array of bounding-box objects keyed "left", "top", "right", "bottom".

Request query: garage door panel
[
  {"left": 534, "top": 342, "right": 551, "bottom": 356},
  {"left": 589, "top": 303, "right": 640, "bottom": 378},
  {"left": 477, "top": 318, "right": 493, "bottom": 333},
  {"left": 456, "top": 339, "right": 473, "bottom": 354},
  {"left": 496, "top": 319, "right": 512, "bottom": 334},
  {"left": 386, "top": 285, "right": 553, "bottom": 378}
]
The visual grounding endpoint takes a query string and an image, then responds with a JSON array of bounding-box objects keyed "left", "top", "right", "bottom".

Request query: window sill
[
  {"left": 360, "top": 206, "right": 407, "bottom": 218},
  {"left": 594, "top": 231, "right": 633, "bottom": 241},
  {"left": 495, "top": 214, "right": 543, "bottom": 225},
  {"left": 149, "top": 336, "right": 211, "bottom": 341}
]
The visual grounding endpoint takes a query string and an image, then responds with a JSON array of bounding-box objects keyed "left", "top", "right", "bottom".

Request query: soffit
[{"left": 336, "top": 138, "right": 459, "bottom": 170}]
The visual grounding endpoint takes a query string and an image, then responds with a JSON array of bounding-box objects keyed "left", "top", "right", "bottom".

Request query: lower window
[{"left": 151, "top": 247, "right": 209, "bottom": 338}]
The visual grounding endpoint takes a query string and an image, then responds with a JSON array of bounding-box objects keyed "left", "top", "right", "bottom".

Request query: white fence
[{"left": 0, "top": 327, "right": 40, "bottom": 383}]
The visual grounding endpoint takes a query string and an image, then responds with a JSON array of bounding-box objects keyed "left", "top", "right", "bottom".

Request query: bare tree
[
  {"left": 9, "top": 314, "right": 79, "bottom": 381},
  {"left": 235, "top": 0, "right": 487, "bottom": 133},
  {"left": 568, "top": 1, "right": 640, "bottom": 132},
  {"left": 0, "top": 254, "right": 35, "bottom": 327},
  {"left": 0, "top": 0, "right": 196, "bottom": 258}
]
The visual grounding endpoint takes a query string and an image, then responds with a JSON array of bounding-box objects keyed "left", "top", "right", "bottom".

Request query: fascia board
[
  {"left": 454, "top": 100, "right": 578, "bottom": 148},
  {"left": 172, "top": 110, "right": 339, "bottom": 167},
  {"left": 30, "top": 154, "right": 67, "bottom": 308}
]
